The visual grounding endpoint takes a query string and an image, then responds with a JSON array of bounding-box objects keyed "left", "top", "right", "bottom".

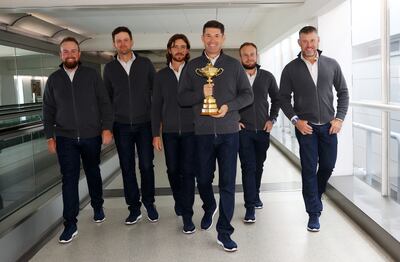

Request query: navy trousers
[
  {"left": 56, "top": 136, "right": 103, "bottom": 227},
  {"left": 113, "top": 122, "right": 155, "bottom": 212},
  {"left": 196, "top": 133, "right": 239, "bottom": 236},
  {"left": 239, "top": 129, "right": 270, "bottom": 208},
  {"left": 162, "top": 132, "right": 196, "bottom": 219},
  {"left": 295, "top": 123, "right": 337, "bottom": 215}
]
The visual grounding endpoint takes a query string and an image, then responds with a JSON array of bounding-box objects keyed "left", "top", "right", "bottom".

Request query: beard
[
  {"left": 242, "top": 62, "right": 256, "bottom": 70},
  {"left": 172, "top": 53, "right": 186, "bottom": 63},
  {"left": 63, "top": 58, "right": 78, "bottom": 69}
]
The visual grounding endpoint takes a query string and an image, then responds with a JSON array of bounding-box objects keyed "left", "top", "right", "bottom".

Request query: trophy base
[{"left": 201, "top": 109, "right": 219, "bottom": 116}]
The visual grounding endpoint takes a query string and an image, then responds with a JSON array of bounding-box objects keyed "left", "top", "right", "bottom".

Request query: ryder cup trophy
[{"left": 195, "top": 62, "right": 224, "bottom": 115}]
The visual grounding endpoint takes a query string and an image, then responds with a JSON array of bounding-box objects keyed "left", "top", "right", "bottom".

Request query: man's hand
[
  {"left": 203, "top": 83, "right": 213, "bottom": 97},
  {"left": 239, "top": 122, "right": 245, "bottom": 130},
  {"left": 153, "top": 136, "right": 162, "bottom": 151},
  {"left": 102, "top": 130, "right": 113, "bottom": 145},
  {"left": 211, "top": 104, "right": 228, "bottom": 118},
  {"left": 47, "top": 138, "right": 56, "bottom": 154},
  {"left": 295, "top": 120, "right": 313, "bottom": 135},
  {"left": 329, "top": 119, "right": 343, "bottom": 135},
  {"left": 263, "top": 120, "right": 273, "bottom": 132}
]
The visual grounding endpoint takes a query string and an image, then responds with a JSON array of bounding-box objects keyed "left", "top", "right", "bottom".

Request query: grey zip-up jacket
[
  {"left": 151, "top": 65, "right": 194, "bottom": 137},
  {"left": 178, "top": 51, "right": 253, "bottom": 135},
  {"left": 103, "top": 53, "right": 155, "bottom": 124},
  {"left": 240, "top": 65, "right": 280, "bottom": 131},
  {"left": 43, "top": 63, "right": 113, "bottom": 139},
  {"left": 279, "top": 51, "right": 349, "bottom": 123}
]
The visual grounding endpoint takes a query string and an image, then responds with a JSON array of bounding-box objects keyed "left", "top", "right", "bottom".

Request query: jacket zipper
[
  {"left": 70, "top": 80, "right": 80, "bottom": 141},
  {"left": 127, "top": 74, "right": 133, "bottom": 126}
]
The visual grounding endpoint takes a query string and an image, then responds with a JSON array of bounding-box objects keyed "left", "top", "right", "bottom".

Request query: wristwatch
[{"left": 291, "top": 116, "right": 299, "bottom": 125}]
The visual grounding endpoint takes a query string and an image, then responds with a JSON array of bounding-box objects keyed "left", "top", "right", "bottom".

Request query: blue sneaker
[
  {"left": 217, "top": 234, "right": 238, "bottom": 252},
  {"left": 182, "top": 217, "right": 196, "bottom": 234},
  {"left": 201, "top": 206, "right": 218, "bottom": 230},
  {"left": 145, "top": 204, "right": 159, "bottom": 222},
  {"left": 59, "top": 224, "right": 78, "bottom": 244},
  {"left": 243, "top": 208, "right": 256, "bottom": 223},
  {"left": 307, "top": 214, "right": 320, "bottom": 232},
  {"left": 255, "top": 200, "right": 263, "bottom": 209},
  {"left": 93, "top": 208, "right": 105, "bottom": 223},
  {"left": 125, "top": 210, "right": 142, "bottom": 225}
]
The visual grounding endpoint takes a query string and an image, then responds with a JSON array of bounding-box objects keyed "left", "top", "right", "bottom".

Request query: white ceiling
[{"left": 0, "top": 1, "right": 304, "bottom": 52}]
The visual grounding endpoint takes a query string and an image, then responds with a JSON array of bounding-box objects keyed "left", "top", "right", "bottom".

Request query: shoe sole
[
  {"left": 201, "top": 206, "right": 218, "bottom": 231},
  {"left": 93, "top": 217, "right": 106, "bottom": 223},
  {"left": 59, "top": 230, "right": 78, "bottom": 244},
  {"left": 217, "top": 240, "right": 237, "bottom": 252},
  {"left": 307, "top": 227, "right": 320, "bottom": 232},
  {"left": 243, "top": 218, "right": 256, "bottom": 223},
  {"left": 182, "top": 228, "right": 196, "bottom": 234},
  {"left": 147, "top": 216, "right": 159, "bottom": 223},
  {"left": 254, "top": 206, "right": 263, "bottom": 209},
  {"left": 125, "top": 214, "right": 142, "bottom": 225}
]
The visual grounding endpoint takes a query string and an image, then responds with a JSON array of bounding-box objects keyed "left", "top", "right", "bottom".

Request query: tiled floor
[{"left": 30, "top": 146, "right": 394, "bottom": 262}]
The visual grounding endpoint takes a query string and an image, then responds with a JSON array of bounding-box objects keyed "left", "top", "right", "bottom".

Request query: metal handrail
[
  {"left": 353, "top": 122, "right": 400, "bottom": 199},
  {"left": 350, "top": 101, "right": 400, "bottom": 112}
]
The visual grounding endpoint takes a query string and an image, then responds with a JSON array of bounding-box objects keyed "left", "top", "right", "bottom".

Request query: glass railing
[{"left": 0, "top": 126, "right": 59, "bottom": 221}]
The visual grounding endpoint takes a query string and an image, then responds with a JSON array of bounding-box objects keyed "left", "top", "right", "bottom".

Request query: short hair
[
  {"left": 166, "top": 34, "right": 191, "bottom": 65},
  {"left": 239, "top": 42, "right": 258, "bottom": 54},
  {"left": 112, "top": 26, "right": 132, "bottom": 41},
  {"left": 299, "top": 26, "right": 318, "bottom": 36},
  {"left": 203, "top": 20, "right": 225, "bottom": 34},
  {"left": 59, "top": 37, "right": 80, "bottom": 51}
]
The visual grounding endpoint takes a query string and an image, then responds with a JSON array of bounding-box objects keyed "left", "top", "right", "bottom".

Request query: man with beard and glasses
[
  {"left": 279, "top": 26, "right": 349, "bottom": 232},
  {"left": 178, "top": 20, "right": 253, "bottom": 252},
  {"left": 238, "top": 42, "right": 280, "bottom": 223},
  {"left": 103, "top": 26, "right": 158, "bottom": 225},
  {"left": 43, "top": 37, "right": 113, "bottom": 244},
  {"left": 151, "top": 34, "right": 196, "bottom": 234}
]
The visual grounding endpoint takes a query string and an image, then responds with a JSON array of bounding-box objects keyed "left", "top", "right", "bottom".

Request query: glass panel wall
[
  {"left": 0, "top": 45, "right": 59, "bottom": 106},
  {"left": 389, "top": 0, "right": 400, "bottom": 201}
]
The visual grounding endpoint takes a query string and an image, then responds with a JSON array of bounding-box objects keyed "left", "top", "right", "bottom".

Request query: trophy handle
[
  {"left": 216, "top": 68, "right": 224, "bottom": 77},
  {"left": 195, "top": 68, "right": 203, "bottom": 77}
]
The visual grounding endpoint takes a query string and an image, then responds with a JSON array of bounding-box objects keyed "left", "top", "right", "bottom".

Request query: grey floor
[{"left": 30, "top": 146, "right": 394, "bottom": 262}]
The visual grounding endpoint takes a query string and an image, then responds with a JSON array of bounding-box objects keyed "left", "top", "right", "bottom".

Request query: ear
[{"left": 297, "top": 39, "right": 301, "bottom": 47}]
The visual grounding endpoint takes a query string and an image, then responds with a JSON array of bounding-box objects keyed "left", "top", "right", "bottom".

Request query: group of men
[{"left": 43, "top": 20, "right": 349, "bottom": 252}]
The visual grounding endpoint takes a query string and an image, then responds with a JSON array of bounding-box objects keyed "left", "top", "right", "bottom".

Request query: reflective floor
[{"left": 30, "top": 146, "right": 393, "bottom": 261}]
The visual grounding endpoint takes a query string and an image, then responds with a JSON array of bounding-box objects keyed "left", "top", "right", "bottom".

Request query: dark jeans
[
  {"left": 196, "top": 133, "right": 239, "bottom": 236},
  {"left": 239, "top": 129, "right": 270, "bottom": 208},
  {"left": 295, "top": 123, "right": 337, "bottom": 215},
  {"left": 163, "top": 132, "right": 195, "bottom": 219},
  {"left": 113, "top": 122, "right": 155, "bottom": 212},
  {"left": 56, "top": 136, "right": 103, "bottom": 227}
]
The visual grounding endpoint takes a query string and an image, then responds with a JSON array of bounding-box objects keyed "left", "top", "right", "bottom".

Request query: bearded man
[
  {"left": 43, "top": 36, "right": 113, "bottom": 244},
  {"left": 238, "top": 42, "right": 280, "bottom": 223},
  {"left": 151, "top": 34, "right": 196, "bottom": 234}
]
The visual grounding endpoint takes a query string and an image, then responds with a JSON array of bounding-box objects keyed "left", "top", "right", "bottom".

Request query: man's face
[
  {"left": 60, "top": 41, "right": 80, "bottom": 69},
  {"left": 113, "top": 32, "right": 133, "bottom": 56},
  {"left": 201, "top": 27, "right": 225, "bottom": 56},
  {"left": 169, "top": 38, "right": 189, "bottom": 63},
  {"left": 298, "top": 31, "right": 320, "bottom": 58},
  {"left": 240, "top": 45, "right": 257, "bottom": 70}
]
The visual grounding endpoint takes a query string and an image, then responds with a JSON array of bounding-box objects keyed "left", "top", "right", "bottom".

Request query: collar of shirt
[
  {"left": 204, "top": 52, "right": 220, "bottom": 65},
  {"left": 117, "top": 51, "right": 136, "bottom": 75},
  {"left": 246, "top": 68, "right": 257, "bottom": 87},
  {"left": 300, "top": 52, "right": 319, "bottom": 86},
  {"left": 169, "top": 62, "right": 185, "bottom": 80},
  {"left": 63, "top": 66, "right": 78, "bottom": 82}
]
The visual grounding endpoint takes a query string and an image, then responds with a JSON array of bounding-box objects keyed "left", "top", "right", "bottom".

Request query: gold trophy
[{"left": 195, "top": 62, "right": 224, "bottom": 115}]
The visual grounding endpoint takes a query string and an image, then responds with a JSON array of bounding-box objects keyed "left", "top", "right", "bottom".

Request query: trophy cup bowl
[{"left": 195, "top": 62, "right": 224, "bottom": 115}]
